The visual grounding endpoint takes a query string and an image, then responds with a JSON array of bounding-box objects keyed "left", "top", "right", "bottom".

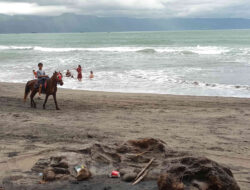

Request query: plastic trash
[
  {"left": 38, "top": 172, "right": 43, "bottom": 177},
  {"left": 74, "top": 165, "right": 85, "bottom": 174},
  {"left": 109, "top": 170, "right": 120, "bottom": 178}
]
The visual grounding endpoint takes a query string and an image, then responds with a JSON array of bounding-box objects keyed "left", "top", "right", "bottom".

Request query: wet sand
[{"left": 0, "top": 82, "right": 249, "bottom": 189}]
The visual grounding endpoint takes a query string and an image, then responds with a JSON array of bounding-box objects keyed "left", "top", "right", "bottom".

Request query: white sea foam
[
  {"left": 0, "top": 61, "right": 250, "bottom": 98},
  {"left": 57, "top": 69, "right": 250, "bottom": 98},
  {"left": 0, "top": 45, "right": 235, "bottom": 55},
  {"left": 0, "top": 45, "right": 33, "bottom": 50},
  {"left": 1, "top": 35, "right": 250, "bottom": 98}
]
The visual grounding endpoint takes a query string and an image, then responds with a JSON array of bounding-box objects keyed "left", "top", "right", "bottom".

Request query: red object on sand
[{"left": 109, "top": 170, "right": 120, "bottom": 178}]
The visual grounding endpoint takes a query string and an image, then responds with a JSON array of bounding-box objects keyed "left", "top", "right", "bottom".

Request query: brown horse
[{"left": 24, "top": 71, "right": 64, "bottom": 110}]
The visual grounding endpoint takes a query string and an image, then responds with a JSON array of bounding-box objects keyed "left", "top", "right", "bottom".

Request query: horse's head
[{"left": 53, "top": 71, "right": 64, "bottom": 86}]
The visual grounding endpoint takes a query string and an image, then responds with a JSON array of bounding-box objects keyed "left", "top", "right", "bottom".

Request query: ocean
[{"left": 0, "top": 30, "right": 250, "bottom": 97}]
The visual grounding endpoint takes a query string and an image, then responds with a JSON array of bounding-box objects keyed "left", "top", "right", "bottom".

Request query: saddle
[
  {"left": 35, "top": 78, "right": 48, "bottom": 93},
  {"left": 41, "top": 81, "right": 48, "bottom": 93}
]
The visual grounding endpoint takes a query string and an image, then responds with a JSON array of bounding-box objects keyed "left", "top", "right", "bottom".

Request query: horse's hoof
[
  {"left": 43, "top": 106, "right": 46, "bottom": 109},
  {"left": 56, "top": 108, "right": 60, "bottom": 110}
]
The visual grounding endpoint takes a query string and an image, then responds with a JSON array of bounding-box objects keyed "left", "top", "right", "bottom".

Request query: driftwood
[
  {"left": 135, "top": 158, "right": 155, "bottom": 181},
  {"left": 237, "top": 180, "right": 250, "bottom": 184},
  {"left": 132, "top": 169, "right": 150, "bottom": 185},
  {"left": 135, "top": 151, "right": 148, "bottom": 157}
]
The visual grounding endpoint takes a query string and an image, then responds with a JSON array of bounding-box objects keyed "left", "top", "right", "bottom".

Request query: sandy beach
[{"left": 0, "top": 82, "right": 250, "bottom": 189}]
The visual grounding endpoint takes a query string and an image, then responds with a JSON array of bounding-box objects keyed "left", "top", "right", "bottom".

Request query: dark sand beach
[{"left": 0, "top": 82, "right": 250, "bottom": 189}]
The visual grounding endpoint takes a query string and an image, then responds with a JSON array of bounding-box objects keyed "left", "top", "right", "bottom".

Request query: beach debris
[
  {"left": 52, "top": 167, "right": 70, "bottom": 175},
  {"left": 7, "top": 151, "right": 19, "bottom": 157},
  {"left": 158, "top": 173, "right": 184, "bottom": 190},
  {"left": 32, "top": 158, "right": 50, "bottom": 172},
  {"left": 51, "top": 161, "right": 69, "bottom": 169},
  {"left": 29, "top": 138, "right": 240, "bottom": 189},
  {"left": 134, "top": 158, "right": 155, "bottom": 181},
  {"left": 76, "top": 167, "right": 92, "bottom": 181},
  {"left": 74, "top": 164, "right": 85, "bottom": 174},
  {"left": 122, "top": 172, "right": 137, "bottom": 182},
  {"left": 42, "top": 165, "right": 71, "bottom": 182},
  {"left": 43, "top": 168, "right": 55, "bottom": 182},
  {"left": 32, "top": 155, "right": 92, "bottom": 182},
  {"left": 157, "top": 156, "right": 240, "bottom": 190},
  {"left": 109, "top": 170, "right": 120, "bottom": 178},
  {"left": 133, "top": 169, "right": 150, "bottom": 185},
  {"left": 131, "top": 157, "right": 155, "bottom": 185},
  {"left": 33, "top": 156, "right": 72, "bottom": 182},
  {"left": 119, "top": 169, "right": 129, "bottom": 176},
  {"left": 118, "top": 138, "right": 166, "bottom": 153},
  {"left": 192, "top": 180, "right": 209, "bottom": 190},
  {"left": 38, "top": 173, "right": 43, "bottom": 177}
]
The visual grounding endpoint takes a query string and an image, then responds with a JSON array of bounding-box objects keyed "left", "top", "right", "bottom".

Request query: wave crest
[
  {"left": 0, "top": 45, "right": 248, "bottom": 55},
  {"left": 136, "top": 48, "right": 156, "bottom": 53}
]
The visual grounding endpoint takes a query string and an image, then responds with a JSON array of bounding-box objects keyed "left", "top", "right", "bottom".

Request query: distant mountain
[{"left": 0, "top": 13, "right": 250, "bottom": 33}]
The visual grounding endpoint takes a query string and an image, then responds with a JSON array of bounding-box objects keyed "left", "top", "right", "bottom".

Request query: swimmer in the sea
[
  {"left": 66, "top": 70, "right": 72, "bottom": 77},
  {"left": 89, "top": 71, "right": 94, "bottom": 79}
]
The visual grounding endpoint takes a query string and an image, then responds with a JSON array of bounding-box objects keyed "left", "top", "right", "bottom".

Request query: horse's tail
[{"left": 24, "top": 82, "right": 30, "bottom": 102}]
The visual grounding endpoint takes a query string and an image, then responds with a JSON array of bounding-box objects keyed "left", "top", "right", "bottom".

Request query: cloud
[
  {"left": 0, "top": 1, "right": 74, "bottom": 15},
  {"left": 0, "top": 0, "right": 249, "bottom": 18},
  {"left": 162, "top": 0, "right": 249, "bottom": 18}
]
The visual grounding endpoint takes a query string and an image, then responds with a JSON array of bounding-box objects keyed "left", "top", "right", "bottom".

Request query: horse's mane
[{"left": 51, "top": 71, "right": 58, "bottom": 79}]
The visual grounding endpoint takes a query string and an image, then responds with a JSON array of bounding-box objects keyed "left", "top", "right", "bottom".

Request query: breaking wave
[
  {"left": 136, "top": 48, "right": 157, "bottom": 53},
  {"left": 0, "top": 45, "right": 244, "bottom": 55},
  {"left": 0, "top": 45, "right": 33, "bottom": 50}
]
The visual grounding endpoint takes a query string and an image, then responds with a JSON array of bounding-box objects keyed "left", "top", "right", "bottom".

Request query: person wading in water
[
  {"left": 76, "top": 65, "right": 82, "bottom": 81},
  {"left": 89, "top": 71, "right": 94, "bottom": 79}
]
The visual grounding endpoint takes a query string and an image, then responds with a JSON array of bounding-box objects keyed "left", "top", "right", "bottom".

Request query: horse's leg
[
  {"left": 30, "top": 90, "right": 37, "bottom": 108},
  {"left": 43, "top": 94, "right": 49, "bottom": 109},
  {"left": 30, "top": 93, "right": 33, "bottom": 108},
  {"left": 30, "top": 90, "right": 34, "bottom": 107},
  {"left": 53, "top": 93, "right": 60, "bottom": 110}
]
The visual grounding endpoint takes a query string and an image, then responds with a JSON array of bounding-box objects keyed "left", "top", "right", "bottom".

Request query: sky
[{"left": 0, "top": 0, "right": 249, "bottom": 18}]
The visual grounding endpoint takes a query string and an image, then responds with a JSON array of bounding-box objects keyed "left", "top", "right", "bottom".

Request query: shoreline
[
  {"left": 2, "top": 81, "right": 250, "bottom": 99},
  {"left": 0, "top": 82, "right": 250, "bottom": 189}
]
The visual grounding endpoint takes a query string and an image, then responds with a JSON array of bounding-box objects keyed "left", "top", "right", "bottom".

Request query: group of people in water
[
  {"left": 33, "top": 64, "right": 94, "bottom": 82},
  {"left": 33, "top": 63, "right": 94, "bottom": 98},
  {"left": 64, "top": 65, "right": 94, "bottom": 81}
]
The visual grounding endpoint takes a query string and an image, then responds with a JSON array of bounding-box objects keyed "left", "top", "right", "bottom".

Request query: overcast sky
[{"left": 0, "top": 0, "right": 249, "bottom": 18}]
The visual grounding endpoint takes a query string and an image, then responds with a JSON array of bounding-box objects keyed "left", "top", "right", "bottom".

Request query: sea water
[{"left": 0, "top": 30, "right": 250, "bottom": 97}]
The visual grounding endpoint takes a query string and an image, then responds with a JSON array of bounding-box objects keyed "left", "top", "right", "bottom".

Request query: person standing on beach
[{"left": 76, "top": 65, "right": 82, "bottom": 81}]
